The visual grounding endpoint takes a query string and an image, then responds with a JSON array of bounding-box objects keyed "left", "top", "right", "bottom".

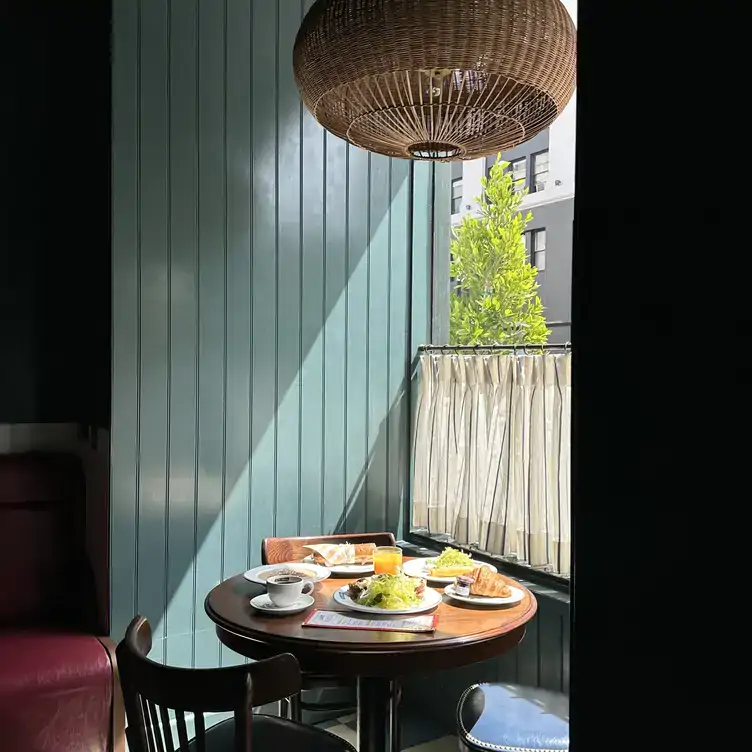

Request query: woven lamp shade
[{"left": 293, "top": 0, "right": 577, "bottom": 161}]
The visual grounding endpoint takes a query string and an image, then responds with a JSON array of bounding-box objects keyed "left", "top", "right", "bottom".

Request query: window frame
[
  {"left": 525, "top": 228, "right": 546, "bottom": 271},
  {"left": 451, "top": 177, "right": 463, "bottom": 215},
  {"left": 508, "top": 156, "right": 528, "bottom": 194},
  {"left": 406, "top": 165, "right": 569, "bottom": 594},
  {"left": 531, "top": 149, "right": 550, "bottom": 194}
]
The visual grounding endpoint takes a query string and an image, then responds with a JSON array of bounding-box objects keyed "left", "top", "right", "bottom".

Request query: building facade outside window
[
  {"left": 509, "top": 157, "right": 527, "bottom": 193},
  {"left": 532, "top": 150, "right": 549, "bottom": 193},
  {"left": 451, "top": 177, "right": 463, "bottom": 215},
  {"left": 531, "top": 228, "right": 547, "bottom": 271}
]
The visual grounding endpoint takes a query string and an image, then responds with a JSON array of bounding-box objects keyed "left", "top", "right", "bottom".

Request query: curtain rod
[{"left": 418, "top": 343, "right": 571, "bottom": 352}]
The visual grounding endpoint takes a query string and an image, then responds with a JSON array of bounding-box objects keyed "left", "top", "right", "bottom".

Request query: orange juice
[{"left": 373, "top": 546, "right": 402, "bottom": 575}]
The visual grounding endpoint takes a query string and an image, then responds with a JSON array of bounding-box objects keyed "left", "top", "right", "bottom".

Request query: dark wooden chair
[
  {"left": 116, "top": 615, "right": 357, "bottom": 752},
  {"left": 262, "top": 532, "right": 398, "bottom": 727},
  {"left": 262, "top": 532, "right": 397, "bottom": 565}
]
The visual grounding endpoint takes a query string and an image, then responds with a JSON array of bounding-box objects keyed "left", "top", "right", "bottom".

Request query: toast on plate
[
  {"left": 304, "top": 542, "right": 376, "bottom": 566},
  {"left": 428, "top": 564, "right": 475, "bottom": 578}
]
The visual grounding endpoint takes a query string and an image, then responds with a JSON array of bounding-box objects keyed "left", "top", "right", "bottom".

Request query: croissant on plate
[{"left": 468, "top": 566, "right": 512, "bottom": 598}]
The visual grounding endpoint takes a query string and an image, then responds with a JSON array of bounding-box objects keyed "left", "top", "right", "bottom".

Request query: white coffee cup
[{"left": 266, "top": 574, "right": 314, "bottom": 608}]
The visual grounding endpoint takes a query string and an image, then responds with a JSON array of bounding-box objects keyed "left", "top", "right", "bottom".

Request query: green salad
[
  {"left": 354, "top": 573, "right": 423, "bottom": 610},
  {"left": 429, "top": 547, "right": 474, "bottom": 569}
]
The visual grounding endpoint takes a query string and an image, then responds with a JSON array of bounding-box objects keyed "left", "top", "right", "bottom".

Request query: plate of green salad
[
  {"left": 333, "top": 573, "right": 442, "bottom": 615},
  {"left": 402, "top": 547, "right": 497, "bottom": 584}
]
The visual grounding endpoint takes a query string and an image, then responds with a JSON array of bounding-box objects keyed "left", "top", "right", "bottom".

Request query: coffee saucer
[{"left": 250, "top": 593, "right": 315, "bottom": 615}]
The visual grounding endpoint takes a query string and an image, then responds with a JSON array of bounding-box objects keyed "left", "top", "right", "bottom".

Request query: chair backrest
[
  {"left": 262, "top": 532, "right": 397, "bottom": 564},
  {"left": 116, "top": 616, "right": 301, "bottom": 752}
]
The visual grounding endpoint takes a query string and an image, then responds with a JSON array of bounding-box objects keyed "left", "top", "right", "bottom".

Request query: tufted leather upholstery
[
  {"left": 188, "top": 715, "right": 357, "bottom": 752},
  {"left": 457, "top": 683, "right": 569, "bottom": 752},
  {"left": 0, "top": 453, "right": 114, "bottom": 752}
]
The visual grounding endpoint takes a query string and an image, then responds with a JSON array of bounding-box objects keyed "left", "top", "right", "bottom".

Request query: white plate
[
  {"left": 302, "top": 556, "right": 374, "bottom": 576},
  {"left": 402, "top": 556, "right": 497, "bottom": 584},
  {"left": 243, "top": 562, "right": 330, "bottom": 585},
  {"left": 443, "top": 584, "right": 525, "bottom": 606},
  {"left": 250, "top": 593, "right": 315, "bottom": 614},
  {"left": 333, "top": 584, "right": 442, "bottom": 615}
]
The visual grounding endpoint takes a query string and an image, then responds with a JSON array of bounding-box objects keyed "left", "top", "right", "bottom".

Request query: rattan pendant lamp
[{"left": 293, "top": 0, "right": 576, "bottom": 161}]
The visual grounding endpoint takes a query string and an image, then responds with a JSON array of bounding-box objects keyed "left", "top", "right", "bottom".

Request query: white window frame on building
[
  {"left": 531, "top": 228, "right": 547, "bottom": 270},
  {"left": 509, "top": 157, "right": 527, "bottom": 193},
  {"left": 531, "top": 150, "right": 549, "bottom": 193},
  {"left": 451, "top": 177, "right": 463, "bottom": 215},
  {"left": 522, "top": 231, "right": 530, "bottom": 259}
]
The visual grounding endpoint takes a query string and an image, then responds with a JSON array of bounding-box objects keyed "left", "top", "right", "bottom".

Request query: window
[
  {"left": 532, "top": 228, "right": 546, "bottom": 270},
  {"left": 532, "top": 150, "right": 549, "bottom": 193},
  {"left": 427, "top": 112, "right": 575, "bottom": 584},
  {"left": 451, "top": 178, "right": 463, "bottom": 214},
  {"left": 509, "top": 157, "right": 527, "bottom": 193}
]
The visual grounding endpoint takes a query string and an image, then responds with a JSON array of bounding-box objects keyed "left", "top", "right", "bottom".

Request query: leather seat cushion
[
  {"left": 0, "top": 452, "right": 89, "bottom": 628},
  {"left": 457, "top": 683, "right": 569, "bottom": 752},
  {"left": 0, "top": 631, "right": 113, "bottom": 752},
  {"left": 188, "top": 715, "right": 357, "bottom": 752}
]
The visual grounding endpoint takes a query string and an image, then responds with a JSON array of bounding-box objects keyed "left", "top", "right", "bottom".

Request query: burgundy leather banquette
[{"left": 0, "top": 452, "right": 115, "bottom": 752}]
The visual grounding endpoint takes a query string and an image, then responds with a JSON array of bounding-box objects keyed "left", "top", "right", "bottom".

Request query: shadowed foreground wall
[{"left": 110, "top": 0, "right": 436, "bottom": 666}]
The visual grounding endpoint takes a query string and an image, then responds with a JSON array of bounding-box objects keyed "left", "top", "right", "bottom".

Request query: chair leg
[
  {"left": 289, "top": 693, "right": 303, "bottom": 723},
  {"left": 390, "top": 681, "right": 402, "bottom": 752}
]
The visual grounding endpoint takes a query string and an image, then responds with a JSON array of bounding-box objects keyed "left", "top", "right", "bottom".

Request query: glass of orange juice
[{"left": 373, "top": 546, "right": 403, "bottom": 575}]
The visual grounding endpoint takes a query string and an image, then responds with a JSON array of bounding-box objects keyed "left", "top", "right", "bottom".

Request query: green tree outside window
[{"left": 449, "top": 155, "right": 550, "bottom": 346}]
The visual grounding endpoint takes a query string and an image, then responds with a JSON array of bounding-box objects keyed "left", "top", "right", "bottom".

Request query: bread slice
[
  {"left": 305, "top": 542, "right": 376, "bottom": 566},
  {"left": 469, "top": 566, "right": 512, "bottom": 598},
  {"left": 353, "top": 542, "right": 376, "bottom": 564},
  {"left": 429, "top": 564, "right": 475, "bottom": 578}
]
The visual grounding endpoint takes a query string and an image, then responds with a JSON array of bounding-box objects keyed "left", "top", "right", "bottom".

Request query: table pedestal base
[{"left": 357, "top": 677, "right": 401, "bottom": 752}]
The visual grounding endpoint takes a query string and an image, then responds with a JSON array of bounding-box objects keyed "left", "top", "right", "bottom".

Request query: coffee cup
[{"left": 266, "top": 574, "right": 314, "bottom": 608}]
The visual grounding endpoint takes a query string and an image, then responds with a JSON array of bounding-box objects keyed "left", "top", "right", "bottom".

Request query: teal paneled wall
[{"left": 110, "top": 0, "right": 434, "bottom": 666}]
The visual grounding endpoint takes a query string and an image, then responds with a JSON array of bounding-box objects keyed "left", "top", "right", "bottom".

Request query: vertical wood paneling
[
  {"left": 275, "top": 0, "right": 303, "bottom": 540},
  {"left": 193, "top": 0, "right": 226, "bottom": 669},
  {"left": 364, "top": 154, "right": 392, "bottom": 530},
  {"left": 410, "top": 163, "right": 433, "bottom": 351},
  {"left": 539, "top": 601, "right": 565, "bottom": 691},
  {"left": 345, "top": 148, "right": 370, "bottom": 534},
  {"left": 299, "top": 0, "right": 325, "bottom": 538},
  {"left": 111, "top": 0, "right": 434, "bottom": 668},
  {"left": 110, "top": 0, "right": 140, "bottom": 640},
  {"left": 219, "top": 0, "right": 252, "bottom": 668},
  {"left": 386, "top": 160, "right": 411, "bottom": 535},
  {"left": 366, "top": 154, "right": 391, "bottom": 533},
  {"left": 516, "top": 609, "right": 541, "bottom": 687},
  {"left": 248, "top": 0, "right": 278, "bottom": 571},
  {"left": 322, "top": 134, "right": 348, "bottom": 537},
  {"left": 165, "top": 0, "right": 198, "bottom": 668},
  {"left": 137, "top": 0, "right": 170, "bottom": 656}
]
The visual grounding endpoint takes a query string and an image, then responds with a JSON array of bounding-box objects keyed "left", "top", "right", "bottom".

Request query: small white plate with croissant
[{"left": 443, "top": 567, "right": 525, "bottom": 606}]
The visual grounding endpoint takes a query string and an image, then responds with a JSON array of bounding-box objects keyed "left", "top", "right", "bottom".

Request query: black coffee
[{"left": 271, "top": 576, "right": 301, "bottom": 585}]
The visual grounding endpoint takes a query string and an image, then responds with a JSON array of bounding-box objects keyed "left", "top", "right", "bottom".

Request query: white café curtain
[{"left": 412, "top": 352, "right": 571, "bottom": 576}]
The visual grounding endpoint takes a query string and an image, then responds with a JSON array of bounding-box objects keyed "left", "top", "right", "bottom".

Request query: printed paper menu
[{"left": 302, "top": 609, "right": 438, "bottom": 633}]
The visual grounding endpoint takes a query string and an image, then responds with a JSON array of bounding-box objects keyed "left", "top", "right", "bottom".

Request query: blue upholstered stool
[{"left": 457, "top": 683, "right": 569, "bottom": 752}]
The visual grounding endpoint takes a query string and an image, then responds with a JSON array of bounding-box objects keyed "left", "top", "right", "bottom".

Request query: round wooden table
[{"left": 205, "top": 561, "right": 537, "bottom": 752}]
